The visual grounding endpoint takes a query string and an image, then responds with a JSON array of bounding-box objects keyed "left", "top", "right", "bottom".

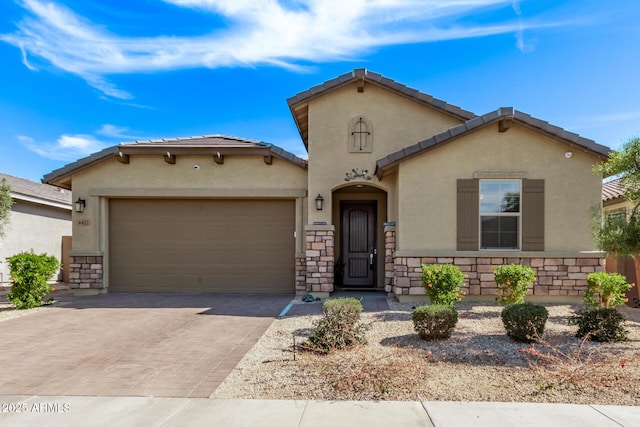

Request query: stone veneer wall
[
  {"left": 305, "top": 229, "right": 335, "bottom": 293},
  {"left": 68, "top": 255, "right": 103, "bottom": 289},
  {"left": 390, "top": 256, "right": 604, "bottom": 297},
  {"left": 295, "top": 256, "right": 307, "bottom": 293}
]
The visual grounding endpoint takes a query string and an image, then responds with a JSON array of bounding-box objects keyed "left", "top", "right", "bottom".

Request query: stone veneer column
[
  {"left": 305, "top": 225, "right": 335, "bottom": 293},
  {"left": 384, "top": 223, "right": 396, "bottom": 293},
  {"left": 68, "top": 255, "right": 104, "bottom": 289},
  {"left": 295, "top": 256, "right": 307, "bottom": 294}
]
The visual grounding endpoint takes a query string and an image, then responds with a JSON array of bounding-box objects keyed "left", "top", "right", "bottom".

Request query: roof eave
[
  {"left": 43, "top": 145, "right": 120, "bottom": 189},
  {"left": 375, "top": 108, "right": 611, "bottom": 179},
  {"left": 43, "top": 141, "right": 307, "bottom": 189},
  {"left": 288, "top": 68, "right": 476, "bottom": 150}
]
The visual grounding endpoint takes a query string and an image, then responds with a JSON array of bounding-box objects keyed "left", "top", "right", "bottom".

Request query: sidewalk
[{"left": 0, "top": 396, "right": 638, "bottom": 427}]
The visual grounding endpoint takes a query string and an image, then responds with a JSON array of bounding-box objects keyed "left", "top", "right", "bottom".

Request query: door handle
[{"left": 369, "top": 248, "right": 377, "bottom": 269}]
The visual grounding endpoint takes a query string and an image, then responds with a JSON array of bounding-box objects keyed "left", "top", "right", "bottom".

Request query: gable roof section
[
  {"left": 287, "top": 68, "right": 476, "bottom": 150},
  {"left": 43, "top": 135, "right": 307, "bottom": 189},
  {"left": 375, "top": 107, "right": 611, "bottom": 179},
  {"left": 602, "top": 178, "right": 627, "bottom": 203},
  {"left": 0, "top": 172, "right": 71, "bottom": 209}
]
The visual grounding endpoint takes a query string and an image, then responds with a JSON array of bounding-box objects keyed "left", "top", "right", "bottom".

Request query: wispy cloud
[
  {"left": 512, "top": 0, "right": 536, "bottom": 52},
  {"left": 96, "top": 124, "right": 138, "bottom": 140},
  {"left": 19, "top": 124, "right": 139, "bottom": 161},
  {"left": 2, "top": 0, "right": 563, "bottom": 98}
]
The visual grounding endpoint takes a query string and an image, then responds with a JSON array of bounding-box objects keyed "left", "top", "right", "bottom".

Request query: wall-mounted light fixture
[
  {"left": 565, "top": 151, "right": 573, "bottom": 159},
  {"left": 315, "top": 194, "right": 324, "bottom": 211},
  {"left": 75, "top": 198, "right": 86, "bottom": 213}
]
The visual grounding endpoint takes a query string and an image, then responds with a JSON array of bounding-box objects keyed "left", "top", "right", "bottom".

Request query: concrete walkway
[{"left": 0, "top": 396, "right": 638, "bottom": 426}]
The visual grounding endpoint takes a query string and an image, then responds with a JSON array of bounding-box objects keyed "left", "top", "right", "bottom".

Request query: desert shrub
[
  {"left": 421, "top": 264, "right": 465, "bottom": 306},
  {"left": 494, "top": 264, "right": 536, "bottom": 305},
  {"left": 519, "top": 337, "right": 616, "bottom": 391},
  {"left": 570, "top": 308, "right": 629, "bottom": 342},
  {"left": 501, "top": 302, "right": 548, "bottom": 343},
  {"left": 584, "top": 272, "right": 632, "bottom": 309},
  {"left": 307, "top": 297, "right": 367, "bottom": 351},
  {"left": 6, "top": 252, "right": 60, "bottom": 309},
  {"left": 412, "top": 304, "right": 458, "bottom": 340}
]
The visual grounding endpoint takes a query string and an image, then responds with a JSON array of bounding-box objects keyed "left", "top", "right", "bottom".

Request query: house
[
  {"left": 0, "top": 173, "right": 72, "bottom": 286},
  {"left": 602, "top": 177, "right": 639, "bottom": 307},
  {"left": 43, "top": 69, "right": 610, "bottom": 300}
]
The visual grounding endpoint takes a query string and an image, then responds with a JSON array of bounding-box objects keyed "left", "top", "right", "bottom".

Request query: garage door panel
[{"left": 109, "top": 199, "right": 295, "bottom": 293}]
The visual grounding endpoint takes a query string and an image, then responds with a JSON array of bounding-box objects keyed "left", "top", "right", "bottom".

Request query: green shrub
[
  {"left": 493, "top": 264, "right": 536, "bottom": 305},
  {"left": 6, "top": 252, "right": 60, "bottom": 310},
  {"left": 307, "top": 297, "right": 367, "bottom": 351},
  {"left": 421, "top": 264, "right": 465, "bottom": 306},
  {"left": 323, "top": 297, "right": 363, "bottom": 316},
  {"left": 584, "top": 272, "right": 632, "bottom": 309},
  {"left": 412, "top": 304, "right": 458, "bottom": 340},
  {"left": 501, "top": 302, "right": 548, "bottom": 343},
  {"left": 570, "top": 308, "right": 629, "bottom": 342}
]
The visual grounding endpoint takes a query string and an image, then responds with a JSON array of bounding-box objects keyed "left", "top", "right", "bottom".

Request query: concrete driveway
[{"left": 0, "top": 293, "right": 292, "bottom": 398}]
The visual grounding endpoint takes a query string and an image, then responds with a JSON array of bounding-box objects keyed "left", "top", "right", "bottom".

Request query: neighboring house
[
  {"left": 43, "top": 69, "right": 610, "bottom": 300},
  {"left": 602, "top": 177, "right": 640, "bottom": 307},
  {"left": 602, "top": 177, "right": 635, "bottom": 217},
  {"left": 0, "top": 173, "right": 72, "bottom": 286}
]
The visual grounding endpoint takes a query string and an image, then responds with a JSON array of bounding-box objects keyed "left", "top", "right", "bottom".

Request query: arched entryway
[{"left": 332, "top": 184, "right": 387, "bottom": 290}]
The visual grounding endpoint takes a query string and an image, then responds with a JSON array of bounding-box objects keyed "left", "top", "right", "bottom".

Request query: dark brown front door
[{"left": 341, "top": 201, "right": 376, "bottom": 287}]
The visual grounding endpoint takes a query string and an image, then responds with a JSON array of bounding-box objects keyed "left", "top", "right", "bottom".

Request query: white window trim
[{"left": 478, "top": 179, "right": 522, "bottom": 251}]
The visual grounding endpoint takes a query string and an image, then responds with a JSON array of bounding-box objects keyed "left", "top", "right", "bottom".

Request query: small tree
[
  {"left": 594, "top": 137, "right": 640, "bottom": 286},
  {"left": 0, "top": 178, "right": 13, "bottom": 238}
]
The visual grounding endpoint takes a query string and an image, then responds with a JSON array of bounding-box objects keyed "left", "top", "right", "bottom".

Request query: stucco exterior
[
  {"left": 306, "top": 83, "right": 462, "bottom": 224},
  {"left": 396, "top": 124, "right": 601, "bottom": 253},
  {"left": 44, "top": 69, "right": 610, "bottom": 300},
  {"left": 70, "top": 154, "right": 308, "bottom": 257}
]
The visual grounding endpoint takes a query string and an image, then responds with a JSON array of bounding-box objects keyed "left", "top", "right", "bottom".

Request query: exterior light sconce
[
  {"left": 565, "top": 151, "right": 573, "bottom": 159},
  {"left": 75, "top": 198, "right": 86, "bottom": 213},
  {"left": 315, "top": 194, "right": 324, "bottom": 211}
]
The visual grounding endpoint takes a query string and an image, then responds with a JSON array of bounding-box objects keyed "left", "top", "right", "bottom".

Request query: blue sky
[{"left": 1, "top": 0, "right": 639, "bottom": 182}]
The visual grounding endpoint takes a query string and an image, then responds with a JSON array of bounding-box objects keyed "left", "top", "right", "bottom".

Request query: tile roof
[
  {"left": 122, "top": 134, "right": 266, "bottom": 147},
  {"left": 121, "top": 135, "right": 307, "bottom": 167},
  {"left": 375, "top": 107, "right": 611, "bottom": 179},
  {"left": 0, "top": 172, "right": 72, "bottom": 207},
  {"left": 602, "top": 178, "right": 627, "bottom": 202},
  {"left": 287, "top": 68, "right": 476, "bottom": 148},
  {"left": 287, "top": 68, "right": 476, "bottom": 119}
]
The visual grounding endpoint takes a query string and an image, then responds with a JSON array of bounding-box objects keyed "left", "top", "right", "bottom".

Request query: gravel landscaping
[{"left": 212, "top": 300, "right": 640, "bottom": 405}]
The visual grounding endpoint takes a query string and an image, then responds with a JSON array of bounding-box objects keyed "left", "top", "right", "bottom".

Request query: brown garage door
[{"left": 109, "top": 199, "right": 295, "bottom": 293}]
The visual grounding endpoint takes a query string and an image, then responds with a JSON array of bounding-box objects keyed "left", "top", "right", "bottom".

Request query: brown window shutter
[
  {"left": 522, "top": 179, "right": 544, "bottom": 251},
  {"left": 457, "top": 179, "right": 479, "bottom": 251}
]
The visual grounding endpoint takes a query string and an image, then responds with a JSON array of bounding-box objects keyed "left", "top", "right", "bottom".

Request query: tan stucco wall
[
  {"left": 396, "top": 123, "right": 603, "bottom": 253},
  {"left": 0, "top": 201, "right": 71, "bottom": 284},
  {"left": 69, "top": 154, "right": 308, "bottom": 258},
  {"left": 306, "top": 82, "right": 463, "bottom": 223}
]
